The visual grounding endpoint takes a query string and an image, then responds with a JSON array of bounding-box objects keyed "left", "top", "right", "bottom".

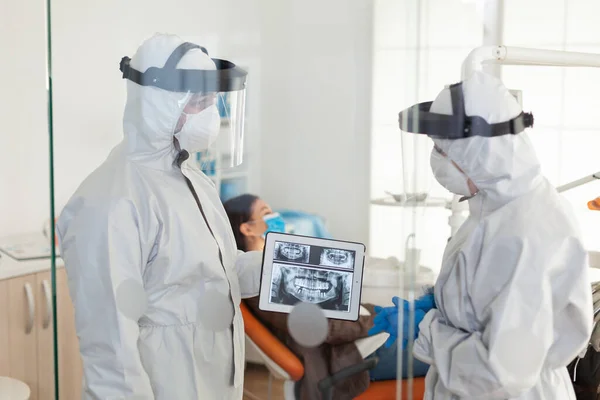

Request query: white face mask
[
  {"left": 430, "top": 149, "right": 472, "bottom": 196},
  {"left": 174, "top": 105, "right": 221, "bottom": 153}
]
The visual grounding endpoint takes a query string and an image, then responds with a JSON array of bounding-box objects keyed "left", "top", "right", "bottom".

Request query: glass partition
[
  {"left": 0, "top": 0, "right": 56, "bottom": 397},
  {"left": 50, "top": 0, "right": 411, "bottom": 398},
  {"left": 35, "top": 0, "right": 600, "bottom": 399}
]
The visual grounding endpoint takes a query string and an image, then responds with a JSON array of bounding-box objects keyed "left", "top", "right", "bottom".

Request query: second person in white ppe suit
[
  {"left": 57, "top": 34, "right": 262, "bottom": 399},
  {"left": 394, "top": 71, "right": 592, "bottom": 399}
]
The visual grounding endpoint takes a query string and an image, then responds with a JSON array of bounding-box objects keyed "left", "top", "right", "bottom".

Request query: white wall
[
  {"left": 49, "top": 0, "right": 265, "bottom": 216},
  {"left": 502, "top": 0, "right": 600, "bottom": 251},
  {"left": 256, "top": 0, "right": 374, "bottom": 245},
  {"left": 0, "top": 0, "right": 50, "bottom": 238},
  {"left": 0, "top": 0, "right": 265, "bottom": 238},
  {"left": 370, "top": 0, "right": 600, "bottom": 273},
  {"left": 370, "top": 0, "right": 483, "bottom": 272},
  {"left": 0, "top": 0, "right": 374, "bottom": 246}
]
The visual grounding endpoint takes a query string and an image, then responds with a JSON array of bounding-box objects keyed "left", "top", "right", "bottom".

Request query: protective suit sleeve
[
  {"left": 235, "top": 250, "right": 263, "bottom": 298},
  {"left": 414, "top": 237, "right": 565, "bottom": 399},
  {"left": 57, "top": 199, "right": 154, "bottom": 399},
  {"left": 545, "top": 238, "right": 593, "bottom": 365}
]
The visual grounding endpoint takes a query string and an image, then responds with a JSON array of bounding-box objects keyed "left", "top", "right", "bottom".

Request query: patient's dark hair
[{"left": 223, "top": 194, "right": 259, "bottom": 252}]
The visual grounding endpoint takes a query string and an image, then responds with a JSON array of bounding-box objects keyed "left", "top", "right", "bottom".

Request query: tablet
[{"left": 258, "top": 232, "right": 366, "bottom": 321}]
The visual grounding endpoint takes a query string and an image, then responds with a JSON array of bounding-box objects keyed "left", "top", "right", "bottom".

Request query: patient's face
[
  {"left": 280, "top": 266, "right": 340, "bottom": 303},
  {"left": 241, "top": 198, "right": 273, "bottom": 251}
]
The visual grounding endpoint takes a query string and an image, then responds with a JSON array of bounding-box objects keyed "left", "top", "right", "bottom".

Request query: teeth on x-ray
[
  {"left": 269, "top": 241, "right": 353, "bottom": 311},
  {"left": 326, "top": 249, "right": 348, "bottom": 265},
  {"left": 294, "top": 278, "right": 332, "bottom": 298},
  {"left": 285, "top": 268, "right": 340, "bottom": 303},
  {"left": 281, "top": 244, "right": 303, "bottom": 260},
  {"left": 320, "top": 248, "right": 354, "bottom": 269},
  {"left": 274, "top": 242, "right": 310, "bottom": 264},
  {"left": 273, "top": 265, "right": 349, "bottom": 307}
]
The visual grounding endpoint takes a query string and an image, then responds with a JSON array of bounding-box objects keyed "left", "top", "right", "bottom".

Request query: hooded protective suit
[
  {"left": 57, "top": 34, "right": 262, "bottom": 400},
  {"left": 413, "top": 72, "right": 593, "bottom": 399}
]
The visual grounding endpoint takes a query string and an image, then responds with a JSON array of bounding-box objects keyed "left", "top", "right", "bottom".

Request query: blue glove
[
  {"left": 369, "top": 305, "right": 399, "bottom": 347},
  {"left": 407, "top": 292, "right": 436, "bottom": 314},
  {"left": 368, "top": 293, "right": 436, "bottom": 348},
  {"left": 369, "top": 305, "right": 426, "bottom": 348},
  {"left": 370, "top": 293, "right": 435, "bottom": 322}
]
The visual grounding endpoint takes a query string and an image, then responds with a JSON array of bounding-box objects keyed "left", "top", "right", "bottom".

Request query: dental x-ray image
[
  {"left": 273, "top": 241, "right": 310, "bottom": 264},
  {"left": 269, "top": 264, "right": 352, "bottom": 311},
  {"left": 319, "top": 248, "right": 355, "bottom": 270}
]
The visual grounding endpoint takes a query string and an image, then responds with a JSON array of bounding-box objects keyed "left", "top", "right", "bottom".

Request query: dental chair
[{"left": 240, "top": 301, "right": 426, "bottom": 400}]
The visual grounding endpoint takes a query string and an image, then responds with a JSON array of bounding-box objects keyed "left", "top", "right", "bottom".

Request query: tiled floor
[{"left": 243, "top": 363, "right": 285, "bottom": 400}]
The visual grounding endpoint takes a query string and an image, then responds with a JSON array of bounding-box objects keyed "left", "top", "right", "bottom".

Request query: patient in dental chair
[{"left": 224, "top": 194, "right": 429, "bottom": 400}]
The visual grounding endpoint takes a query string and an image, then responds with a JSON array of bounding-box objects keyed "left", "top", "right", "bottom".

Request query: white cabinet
[
  {"left": 0, "top": 268, "right": 82, "bottom": 400},
  {"left": 0, "top": 279, "right": 8, "bottom": 378},
  {"left": 36, "top": 271, "right": 55, "bottom": 400},
  {"left": 6, "top": 273, "right": 40, "bottom": 399}
]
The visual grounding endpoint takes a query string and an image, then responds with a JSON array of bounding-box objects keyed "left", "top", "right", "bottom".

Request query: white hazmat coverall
[
  {"left": 413, "top": 72, "right": 593, "bottom": 399},
  {"left": 57, "top": 34, "right": 262, "bottom": 400}
]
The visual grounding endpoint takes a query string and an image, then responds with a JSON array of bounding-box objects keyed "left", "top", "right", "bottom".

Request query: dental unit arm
[{"left": 556, "top": 171, "right": 600, "bottom": 211}]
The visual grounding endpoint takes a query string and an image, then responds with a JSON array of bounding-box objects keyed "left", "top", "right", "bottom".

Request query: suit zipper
[{"left": 176, "top": 153, "right": 231, "bottom": 285}]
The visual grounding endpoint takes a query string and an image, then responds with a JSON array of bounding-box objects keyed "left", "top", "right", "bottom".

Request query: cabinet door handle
[
  {"left": 24, "top": 283, "right": 35, "bottom": 334},
  {"left": 42, "top": 279, "right": 52, "bottom": 329}
]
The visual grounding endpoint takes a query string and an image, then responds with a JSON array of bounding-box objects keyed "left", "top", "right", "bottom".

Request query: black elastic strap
[
  {"left": 120, "top": 56, "right": 138, "bottom": 81},
  {"left": 163, "top": 42, "right": 202, "bottom": 70},
  {"left": 120, "top": 55, "right": 247, "bottom": 93},
  {"left": 449, "top": 83, "right": 465, "bottom": 117},
  {"left": 398, "top": 101, "right": 534, "bottom": 139}
]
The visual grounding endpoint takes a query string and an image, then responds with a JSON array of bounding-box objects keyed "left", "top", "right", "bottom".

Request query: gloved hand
[
  {"left": 412, "top": 292, "right": 436, "bottom": 314},
  {"left": 370, "top": 293, "right": 436, "bottom": 322},
  {"left": 368, "top": 293, "right": 436, "bottom": 348}
]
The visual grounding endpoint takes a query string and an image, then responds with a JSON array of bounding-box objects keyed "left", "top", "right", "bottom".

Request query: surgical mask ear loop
[
  {"left": 573, "top": 356, "right": 581, "bottom": 382},
  {"left": 173, "top": 92, "right": 194, "bottom": 136}
]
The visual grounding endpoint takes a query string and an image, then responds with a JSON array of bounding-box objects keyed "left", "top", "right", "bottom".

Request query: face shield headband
[
  {"left": 398, "top": 82, "right": 534, "bottom": 140},
  {"left": 119, "top": 42, "right": 248, "bottom": 93}
]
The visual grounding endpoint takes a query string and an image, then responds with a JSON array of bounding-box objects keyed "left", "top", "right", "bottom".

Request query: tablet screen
[
  {"left": 268, "top": 241, "right": 357, "bottom": 312},
  {"left": 259, "top": 233, "right": 365, "bottom": 320}
]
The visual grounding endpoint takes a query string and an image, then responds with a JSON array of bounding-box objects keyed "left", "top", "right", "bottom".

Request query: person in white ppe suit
[
  {"left": 376, "top": 71, "right": 593, "bottom": 399},
  {"left": 57, "top": 33, "right": 262, "bottom": 399}
]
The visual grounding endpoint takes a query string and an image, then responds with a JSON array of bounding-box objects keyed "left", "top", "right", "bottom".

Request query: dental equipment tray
[{"left": 258, "top": 232, "right": 366, "bottom": 321}]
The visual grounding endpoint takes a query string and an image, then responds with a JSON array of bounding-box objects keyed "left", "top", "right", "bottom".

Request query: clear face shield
[
  {"left": 398, "top": 79, "right": 535, "bottom": 233},
  {"left": 399, "top": 81, "right": 534, "bottom": 197},
  {"left": 119, "top": 42, "right": 247, "bottom": 171},
  {"left": 180, "top": 88, "right": 246, "bottom": 172}
]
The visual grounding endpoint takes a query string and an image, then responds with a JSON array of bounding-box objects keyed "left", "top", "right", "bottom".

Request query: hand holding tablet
[{"left": 258, "top": 232, "right": 366, "bottom": 321}]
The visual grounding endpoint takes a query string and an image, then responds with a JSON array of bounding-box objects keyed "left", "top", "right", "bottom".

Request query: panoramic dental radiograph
[{"left": 270, "top": 265, "right": 351, "bottom": 311}]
